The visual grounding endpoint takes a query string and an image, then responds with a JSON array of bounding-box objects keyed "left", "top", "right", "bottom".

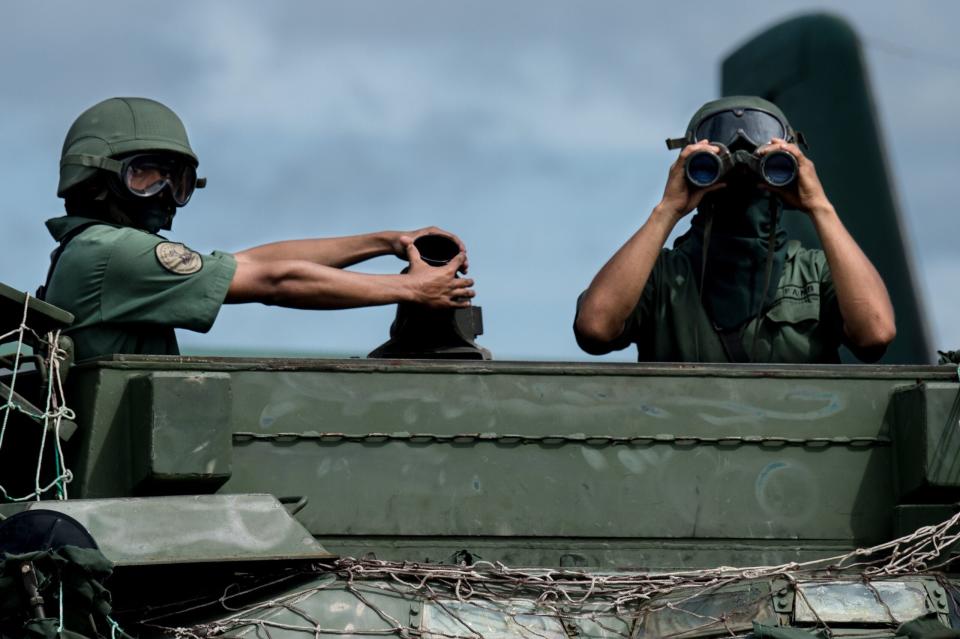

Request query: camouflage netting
[
  {"left": 0, "top": 291, "right": 74, "bottom": 502},
  {"left": 939, "top": 351, "right": 960, "bottom": 365},
  {"left": 151, "top": 513, "right": 960, "bottom": 639}
]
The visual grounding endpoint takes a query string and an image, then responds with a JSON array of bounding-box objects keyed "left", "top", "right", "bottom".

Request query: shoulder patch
[{"left": 155, "top": 242, "right": 203, "bottom": 275}]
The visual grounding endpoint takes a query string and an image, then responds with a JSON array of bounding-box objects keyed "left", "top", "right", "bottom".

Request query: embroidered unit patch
[{"left": 155, "top": 242, "right": 203, "bottom": 275}]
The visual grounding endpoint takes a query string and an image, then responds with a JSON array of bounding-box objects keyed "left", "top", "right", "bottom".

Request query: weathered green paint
[
  {"left": 892, "top": 383, "right": 960, "bottom": 500},
  {"left": 0, "top": 494, "right": 332, "bottom": 565},
  {"left": 0, "top": 281, "right": 73, "bottom": 336},
  {"left": 60, "top": 355, "right": 960, "bottom": 569},
  {"left": 128, "top": 371, "right": 233, "bottom": 493}
]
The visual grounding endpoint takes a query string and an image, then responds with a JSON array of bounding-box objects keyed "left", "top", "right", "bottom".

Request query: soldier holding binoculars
[{"left": 574, "top": 96, "right": 895, "bottom": 363}]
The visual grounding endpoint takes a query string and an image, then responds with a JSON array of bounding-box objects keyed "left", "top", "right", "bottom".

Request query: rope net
[
  {"left": 0, "top": 292, "right": 74, "bottom": 502},
  {"left": 155, "top": 511, "right": 960, "bottom": 638}
]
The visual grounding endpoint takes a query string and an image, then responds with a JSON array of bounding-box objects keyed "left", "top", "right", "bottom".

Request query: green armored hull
[
  {"left": 4, "top": 355, "right": 960, "bottom": 637},
  {"left": 56, "top": 357, "right": 960, "bottom": 569}
]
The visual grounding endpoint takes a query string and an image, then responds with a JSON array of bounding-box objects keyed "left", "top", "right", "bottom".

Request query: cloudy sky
[{"left": 2, "top": 1, "right": 957, "bottom": 361}]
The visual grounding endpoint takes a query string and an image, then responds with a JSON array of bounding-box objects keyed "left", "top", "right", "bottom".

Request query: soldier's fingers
[
  {"left": 678, "top": 141, "right": 722, "bottom": 166},
  {"left": 679, "top": 141, "right": 708, "bottom": 159},
  {"left": 760, "top": 138, "right": 804, "bottom": 159},
  {"left": 446, "top": 252, "right": 467, "bottom": 272},
  {"left": 404, "top": 238, "right": 421, "bottom": 264},
  {"left": 453, "top": 278, "right": 475, "bottom": 289},
  {"left": 455, "top": 289, "right": 476, "bottom": 299},
  {"left": 697, "top": 139, "right": 723, "bottom": 154}
]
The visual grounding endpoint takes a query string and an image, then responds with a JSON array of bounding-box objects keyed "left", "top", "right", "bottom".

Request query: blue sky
[{"left": 2, "top": 1, "right": 958, "bottom": 361}]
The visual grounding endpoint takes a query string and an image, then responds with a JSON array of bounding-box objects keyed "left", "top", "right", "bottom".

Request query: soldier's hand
[
  {"left": 393, "top": 226, "right": 469, "bottom": 274},
  {"left": 757, "top": 138, "right": 831, "bottom": 214},
  {"left": 658, "top": 140, "right": 727, "bottom": 221},
  {"left": 403, "top": 237, "right": 475, "bottom": 309}
]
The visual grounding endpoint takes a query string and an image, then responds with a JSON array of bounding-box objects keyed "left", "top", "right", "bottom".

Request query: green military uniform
[
  {"left": 43, "top": 215, "right": 237, "bottom": 361},
  {"left": 575, "top": 240, "right": 844, "bottom": 363}
]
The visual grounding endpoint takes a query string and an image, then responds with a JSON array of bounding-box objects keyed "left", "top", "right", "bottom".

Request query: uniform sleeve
[
  {"left": 572, "top": 252, "right": 661, "bottom": 355},
  {"left": 98, "top": 230, "right": 237, "bottom": 333}
]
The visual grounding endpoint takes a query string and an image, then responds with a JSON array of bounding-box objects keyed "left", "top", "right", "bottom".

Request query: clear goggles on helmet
[
  {"left": 666, "top": 108, "right": 804, "bottom": 151},
  {"left": 119, "top": 154, "right": 202, "bottom": 206}
]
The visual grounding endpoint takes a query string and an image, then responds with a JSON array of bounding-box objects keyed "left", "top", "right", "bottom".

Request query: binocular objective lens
[
  {"left": 685, "top": 152, "right": 722, "bottom": 187},
  {"left": 761, "top": 151, "right": 797, "bottom": 186}
]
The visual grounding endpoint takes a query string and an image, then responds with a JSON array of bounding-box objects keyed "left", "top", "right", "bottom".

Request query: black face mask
[
  {"left": 122, "top": 195, "right": 176, "bottom": 234},
  {"left": 65, "top": 179, "right": 176, "bottom": 234},
  {"left": 702, "top": 181, "right": 772, "bottom": 235},
  {"left": 105, "top": 178, "right": 177, "bottom": 234},
  {"left": 675, "top": 186, "right": 787, "bottom": 333}
]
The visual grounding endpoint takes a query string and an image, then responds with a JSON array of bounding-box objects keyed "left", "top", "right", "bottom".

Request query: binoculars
[{"left": 685, "top": 144, "right": 798, "bottom": 188}]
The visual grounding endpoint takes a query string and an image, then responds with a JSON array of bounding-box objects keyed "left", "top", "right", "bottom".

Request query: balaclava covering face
[
  {"left": 675, "top": 189, "right": 787, "bottom": 331},
  {"left": 106, "top": 178, "right": 177, "bottom": 234},
  {"left": 672, "top": 96, "right": 794, "bottom": 332}
]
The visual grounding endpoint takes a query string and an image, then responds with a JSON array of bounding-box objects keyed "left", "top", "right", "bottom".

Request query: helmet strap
[
  {"left": 665, "top": 137, "right": 688, "bottom": 150},
  {"left": 61, "top": 154, "right": 123, "bottom": 175}
]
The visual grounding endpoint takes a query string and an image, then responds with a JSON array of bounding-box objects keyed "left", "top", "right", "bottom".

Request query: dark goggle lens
[
  {"left": 694, "top": 109, "right": 786, "bottom": 148},
  {"left": 122, "top": 155, "right": 197, "bottom": 206}
]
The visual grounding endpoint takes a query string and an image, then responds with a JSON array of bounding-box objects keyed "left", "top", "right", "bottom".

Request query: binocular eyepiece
[{"left": 685, "top": 145, "right": 797, "bottom": 189}]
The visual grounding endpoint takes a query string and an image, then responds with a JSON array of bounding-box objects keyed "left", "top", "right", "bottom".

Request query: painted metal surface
[
  {"left": 793, "top": 580, "right": 931, "bottom": 624},
  {"left": 0, "top": 281, "right": 73, "bottom": 336},
  {"left": 62, "top": 356, "right": 960, "bottom": 570},
  {"left": 0, "top": 494, "right": 332, "bottom": 565},
  {"left": 892, "top": 382, "right": 960, "bottom": 498}
]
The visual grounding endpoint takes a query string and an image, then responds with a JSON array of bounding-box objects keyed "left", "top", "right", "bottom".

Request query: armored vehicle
[{"left": 2, "top": 13, "right": 958, "bottom": 639}]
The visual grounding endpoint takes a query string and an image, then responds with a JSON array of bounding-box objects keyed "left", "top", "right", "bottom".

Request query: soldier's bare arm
[
  {"left": 758, "top": 139, "right": 896, "bottom": 359},
  {"left": 229, "top": 227, "right": 468, "bottom": 273},
  {"left": 227, "top": 239, "right": 474, "bottom": 310},
  {"left": 576, "top": 141, "right": 724, "bottom": 350}
]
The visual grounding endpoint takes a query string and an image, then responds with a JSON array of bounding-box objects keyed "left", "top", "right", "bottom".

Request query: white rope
[
  {"left": 0, "top": 293, "right": 73, "bottom": 502},
  {"left": 0, "top": 292, "right": 31, "bottom": 451}
]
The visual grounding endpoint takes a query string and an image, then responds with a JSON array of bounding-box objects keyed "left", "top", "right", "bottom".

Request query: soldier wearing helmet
[
  {"left": 44, "top": 97, "right": 474, "bottom": 361},
  {"left": 574, "top": 96, "right": 895, "bottom": 363}
]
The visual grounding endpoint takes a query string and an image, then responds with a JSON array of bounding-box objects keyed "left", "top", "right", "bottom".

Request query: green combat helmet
[
  {"left": 668, "top": 95, "right": 804, "bottom": 151},
  {"left": 58, "top": 97, "right": 201, "bottom": 198}
]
